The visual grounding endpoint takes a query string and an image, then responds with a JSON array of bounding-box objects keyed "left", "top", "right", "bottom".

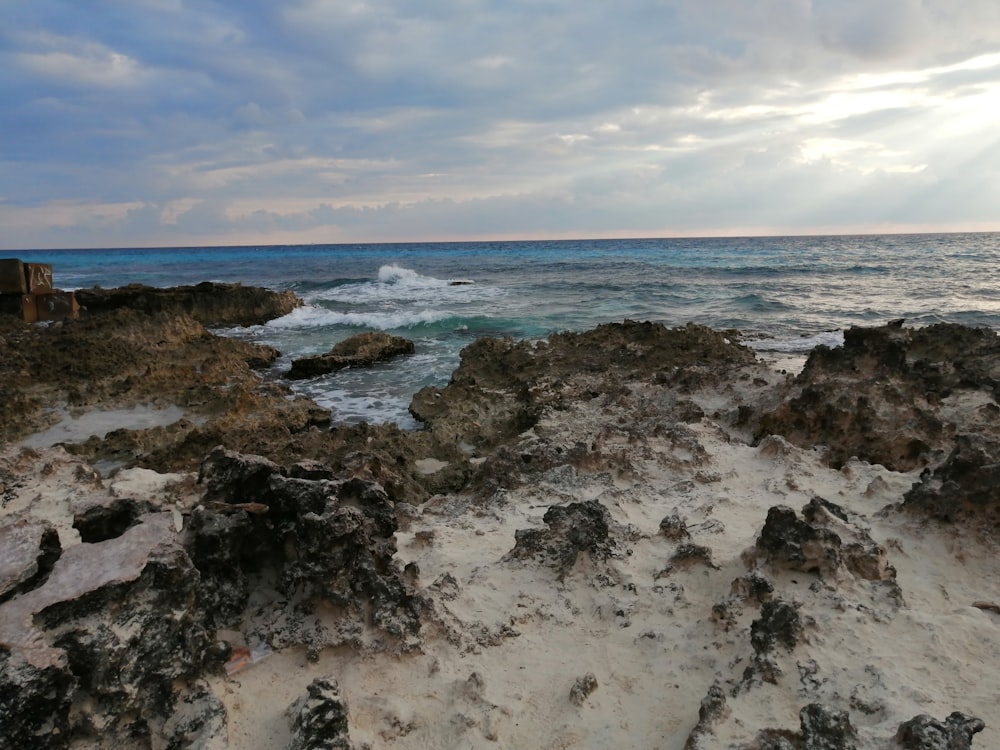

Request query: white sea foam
[
  {"left": 307, "top": 265, "right": 503, "bottom": 306},
  {"left": 748, "top": 329, "right": 845, "bottom": 353},
  {"left": 264, "top": 304, "right": 453, "bottom": 331}
]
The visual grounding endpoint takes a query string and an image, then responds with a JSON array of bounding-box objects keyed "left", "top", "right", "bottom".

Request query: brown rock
[
  {"left": 75, "top": 282, "right": 301, "bottom": 327},
  {"left": 288, "top": 332, "right": 415, "bottom": 379}
]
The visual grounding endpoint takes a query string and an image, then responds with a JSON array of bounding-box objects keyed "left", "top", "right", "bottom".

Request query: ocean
[{"left": 14, "top": 233, "right": 1000, "bottom": 428}]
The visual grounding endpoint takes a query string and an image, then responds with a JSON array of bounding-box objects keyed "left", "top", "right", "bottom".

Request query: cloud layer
[{"left": 2, "top": 0, "right": 999, "bottom": 248}]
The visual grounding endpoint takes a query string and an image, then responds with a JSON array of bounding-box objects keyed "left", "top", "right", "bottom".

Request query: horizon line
[{"left": 4, "top": 226, "right": 999, "bottom": 253}]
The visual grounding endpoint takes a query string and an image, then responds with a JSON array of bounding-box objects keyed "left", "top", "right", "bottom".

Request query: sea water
[{"left": 15, "top": 233, "right": 1000, "bottom": 427}]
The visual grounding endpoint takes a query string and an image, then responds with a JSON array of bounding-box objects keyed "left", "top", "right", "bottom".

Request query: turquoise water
[{"left": 14, "top": 233, "right": 1000, "bottom": 426}]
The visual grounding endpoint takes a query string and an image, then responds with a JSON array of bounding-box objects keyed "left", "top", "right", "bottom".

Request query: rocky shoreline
[{"left": 1, "top": 286, "right": 998, "bottom": 749}]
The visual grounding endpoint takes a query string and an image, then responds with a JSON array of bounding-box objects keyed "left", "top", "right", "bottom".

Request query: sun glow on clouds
[{"left": 2, "top": 2, "right": 999, "bottom": 248}]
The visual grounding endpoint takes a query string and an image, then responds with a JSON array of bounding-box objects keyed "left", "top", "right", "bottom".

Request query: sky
[{"left": 2, "top": 1, "right": 999, "bottom": 249}]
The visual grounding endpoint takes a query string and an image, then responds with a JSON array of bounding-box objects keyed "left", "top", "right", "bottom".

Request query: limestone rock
[
  {"left": 895, "top": 712, "right": 985, "bottom": 750},
  {"left": 288, "top": 332, "right": 415, "bottom": 379},
  {"left": 287, "top": 676, "right": 353, "bottom": 750},
  {"left": 504, "top": 500, "right": 622, "bottom": 578},
  {"left": 569, "top": 672, "right": 598, "bottom": 706},
  {"left": 0, "top": 513, "right": 212, "bottom": 747},
  {"left": 902, "top": 433, "right": 1000, "bottom": 522},
  {"left": 0, "top": 521, "right": 60, "bottom": 604},
  {"left": 75, "top": 281, "right": 301, "bottom": 327},
  {"left": 753, "top": 323, "right": 1000, "bottom": 471},
  {"left": 684, "top": 681, "right": 730, "bottom": 749}
]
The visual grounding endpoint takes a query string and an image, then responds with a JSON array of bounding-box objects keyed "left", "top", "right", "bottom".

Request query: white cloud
[{"left": 1, "top": 0, "right": 998, "bottom": 247}]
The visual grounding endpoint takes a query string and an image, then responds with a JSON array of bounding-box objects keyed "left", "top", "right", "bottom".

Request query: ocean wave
[
  {"left": 264, "top": 304, "right": 454, "bottom": 331},
  {"left": 304, "top": 264, "right": 502, "bottom": 306},
  {"left": 748, "top": 330, "right": 845, "bottom": 353}
]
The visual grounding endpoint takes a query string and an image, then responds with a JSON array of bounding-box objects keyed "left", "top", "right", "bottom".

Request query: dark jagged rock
[
  {"left": 75, "top": 282, "right": 301, "bottom": 327},
  {"left": 799, "top": 703, "right": 857, "bottom": 750},
  {"left": 753, "top": 323, "right": 1000, "bottom": 471},
  {"left": 198, "top": 445, "right": 284, "bottom": 505},
  {"left": 190, "top": 448, "right": 421, "bottom": 638},
  {"left": 902, "top": 433, "right": 1000, "bottom": 522},
  {"left": 504, "top": 500, "right": 623, "bottom": 578},
  {"left": 287, "top": 676, "right": 353, "bottom": 750},
  {"left": 0, "top": 645, "right": 76, "bottom": 749},
  {"left": 0, "top": 521, "right": 61, "bottom": 604},
  {"left": 288, "top": 332, "right": 415, "bottom": 379},
  {"left": 684, "top": 681, "right": 730, "bottom": 749},
  {"left": 750, "top": 600, "right": 802, "bottom": 654},
  {"left": 754, "top": 501, "right": 896, "bottom": 585},
  {"left": 411, "top": 321, "right": 758, "bottom": 451},
  {"left": 755, "top": 505, "right": 842, "bottom": 578},
  {"left": 896, "top": 712, "right": 985, "bottom": 749},
  {"left": 665, "top": 543, "right": 717, "bottom": 572},
  {"left": 660, "top": 513, "right": 691, "bottom": 541},
  {"left": 731, "top": 572, "right": 775, "bottom": 604},
  {"left": 569, "top": 672, "right": 599, "bottom": 706},
  {"left": 0, "top": 513, "right": 212, "bottom": 748}
]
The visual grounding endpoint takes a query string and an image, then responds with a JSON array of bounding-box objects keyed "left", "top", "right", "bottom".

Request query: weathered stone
[
  {"left": 504, "top": 500, "right": 621, "bottom": 578},
  {"left": 684, "top": 681, "right": 730, "bottom": 749},
  {"left": 0, "top": 513, "right": 212, "bottom": 747},
  {"left": 288, "top": 332, "right": 415, "bottom": 379},
  {"left": 660, "top": 513, "right": 691, "bottom": 541},
  {"left": 411, "top": 321, "right": 758, "bottom": 451},
  {"left": 895, "top": 712, "right": 985, "bottom": 750},
  {"left": 750, "top": 600, "right": 802, "bottom": 654},
  {"left": 75, "top": 281, "right": 301, "bottom": 327},
  {"left": 730, "top": 572, "right": 775, "bottom": 604},
  {"left": 287, "top": 676, "right": 353, "bottom": 750},
  {"left": 756, "top": 505, "right": 842, "bottom": 577},
  {"left": 751, "top": 323, "right": 1000, "bottom": 471},
  {"left": 189, "top": 450, "right": 421, "bottom": 639},
  {"left": 569, "top": 672, "right": 599, "bottom": 706},
  {"left": 199, "top": 445, "right": 284, "bottom": 505},
  {"left": 903, "top": 433, "right": 1000, "bottom": 522},
  {"left": 800, "top": 703, "right": 857, "bottom": 750},
  {"left": 0, "top": 521, "right": 61, "bottom": 604},
  {"left": 666, "top": 543, "right": 717, "bottom": 571}
]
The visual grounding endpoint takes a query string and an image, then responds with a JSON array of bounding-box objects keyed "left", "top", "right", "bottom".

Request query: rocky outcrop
[
  {"left": 741, "top": 704, "right": 858, "bottom": 750},
  {"left": 193, "top": 447, "right": 421, "bottom": 640},
  {"left": 896, "top": 712, "right": 985, "bottom": 749},
  {"left": 0, "top": 309, "right": 289, "bottom": 450},
  {"left": 75, "top": 282, "right": 302, "bottom": 327},
  {"left": 504, "top": 500, "right": 625, "bottom": 579},
  {"left": 411, "top": 321, "right": 758, "bottom": 451},
  {"left": 0, "top": 513, "right": 213, "bottom": 748},
  {"left": 752, "top": 499, "right": 896, "bottom": 584},
  {"left": 0, "top": 521, "right": 60, "bottom": 605},
  {"left": 288, "top": 332, "right": 415, "bottom": 379},
  {"left": 286, "top": 676, "right": 353, "bottom": 750},
  {"left": 684, "top": 682, "right": 730, "bottom": 749},
  {"left": 902, "top": 433, "right": 1000, "bottom": 522},
  {"left": 753, "top": 323, "right": 1000, "bottom": 471}
]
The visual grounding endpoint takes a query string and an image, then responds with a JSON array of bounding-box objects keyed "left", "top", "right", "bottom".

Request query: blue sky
[{"left": 2, "top": 0, "right": 999, "bottom": 249}]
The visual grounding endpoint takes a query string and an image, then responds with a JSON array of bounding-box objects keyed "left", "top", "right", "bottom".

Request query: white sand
[
  {"left": 4, "top": 364, "right": 998, "bottom": 748},
  {"left": 213, "top": 378, "right": 1000, "bottom": 748}
]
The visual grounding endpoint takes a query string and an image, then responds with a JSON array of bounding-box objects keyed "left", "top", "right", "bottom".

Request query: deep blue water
[{"left": 13, "top": 233, "right": 1000, "bottom": 426}]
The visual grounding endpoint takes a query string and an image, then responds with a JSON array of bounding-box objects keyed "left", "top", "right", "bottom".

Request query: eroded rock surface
[
  {"left": 75, "top": 282, "right": 301, "bottom": 327},
  {"left": 287, "top": 676, "right": 353, "bottom": 750},
  {"left": 288, "top": 332, "right": 415, "bottom": 379},
  {"left": 411, "top": 321, "right": 758, "bottom": 451},
  {"left": 754, "top": 323, "right": 1000, "bottom": 472},
  {"left": 896, "top": 712, "right": 985, "bottom": 750},
  {"left": 504, "top": 500, "right": 626, "bottom": 579}
]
